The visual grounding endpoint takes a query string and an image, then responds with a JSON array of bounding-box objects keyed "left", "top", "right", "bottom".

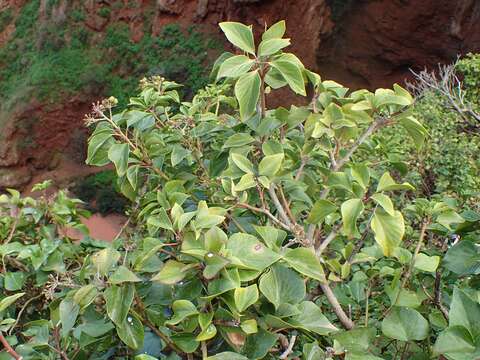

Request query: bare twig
[
  {"left": 316, "top": 224, "right": 341, "bottom": 257},
  {"left": 279, "top": 334, "right": 297, "bottom": 359},
  {"left": 237, "top": 203, "right": 291, "bottom": 231},
  {"left": 409, "top": 63, "right": 480, "bottom": 123},
  {"left": 268, "top": 184, "right": 294, "bottom": 228}
]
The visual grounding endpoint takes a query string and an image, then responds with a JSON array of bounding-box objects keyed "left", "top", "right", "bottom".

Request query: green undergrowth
[{"left": 0, "top": 1, "right": 219, "bottom": 113}]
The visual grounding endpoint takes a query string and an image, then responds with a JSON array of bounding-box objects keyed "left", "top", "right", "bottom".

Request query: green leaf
[
  {"left": 351, "top": 164, "right": 370, "bottom": 189},
  {"left": 262, "top": 20, "right": 286, "bottom": 41},
  {"left": 376, "top": 172, "right": 414, "bottom": 192},
  {"left": 235, "top": 70, "right": 261, "bottom": 120},
  {"left": 152, "top": 260, "right": 188, "bottom": 285},
  {"left": 196, "top": 324, "right": 217, "bottom": 341},
  {"left": 370, "top": 208, "right": 405, "bottom": 256},
  {"left": 73, "top": 285, "right": 98, "bottom": 311},
  {"left": 290, "top": 301, "right": 338, "bottom": 335},
  {"left": 258, "top": 264, "right": 306, "bottom": 309},
  {"left": 270, "top": 57, "right": 306, "bottom": 95},
  {"left": 4, "top": 272, "right": 25, "bottom": 291},
  {"left": 399, "top": 116, "right": 428, "bottom": 150},
  {"left": 234, "top": 173, "right": 256, "bottom": 192},
  {"left": 207, "top": 353, "right": 248, "bottom": 360},
  {"left": 0, "top": 293, "right": 25, "bottom": 313},
  {"left": 59, "top": 298, "right": 79, "bottom": 336},
  {"left": 226, "top": 233, "right": 281, "bottom": 271},
  {"left": 258, "top": 153, "right": 284, "bottom": 177},
  {"left": 86, "top": 130, "right": 114, "bottom": 166},
  {"left": 381, "top": 307, "right": 429, "bottom": 341},
  {"left": 171, "top": 144, "right": 190, "bottom": 167},
  {"left": 203, "top": 253, "right": 230, "bottom": 279},
  {"left": 116, "top": 314, "right": 144, "bottom": 349},
  {"left": 443, "top": 241, "right": 480, "bottom": 275},
  {"left": 165, "top": 300, "right": 199, "bottom": 326},
  {"left": 148, "top": 208, "right": 174, "bottom": 232},
  {"left": 92, "top": 247, "right": 120, "bottom": 276},
  {"left": 333, "top": 327, "right": 376, "bottom": 354},
  {"left": 254, "top": 225, "right": 287, "bottom": 251},
  {"left": 374, "top": 88, "right": 412, "bottom": 107},
  {"left": 108, "top": 143, "right": 129, "bottom": 177},
  {"left": 433, "top": 326, "right": 476, "bottom": 356},
  {"left": 307, "top": 199, "right": 337, "bottom": 224},
  {"left": 219, "top": 22, "right": 255, "bottom": 54},
  {"left": 234, "top": 284, "right": 259, "bottom": 312},
  {"left": 223, "top": 133, "right": 255, "bottom": 148},
  {"left": 241, "top": 319, "right": 258, "bottom": 334},
  {"left": 231, "top": 153, "right": 255, "bottom": 174},
  {"left": 370, "top": 193, "right": 395, "bottom": 216},
  {"left": 109, "top": 265, "right": 142, "bottom": 284},
  {"left": 341, "top": 198, "right": 364, "bottom": 238},
  {"left": 449, "top": 287, "right": 480, "bottom": 338},
  {"left": 243, "top": 328, "right": 278, "bottom": 359},
  {"left": 217, "top": 55, "right": 255, "bottom": 79},
  {"left": 283, "top": 248, "right": 326, "bottom": 282},
  {"left": 258, "top": 38, "right": 290, "bottom": 57},
  {"left": 204, "top": 226, "right": 228, "bottom": 252},
  {"left": 414, "top": 253, "right": 440, "bottom": 272},
  {"left": 104, "top": 284, "right": 135, "bottom": 326}
]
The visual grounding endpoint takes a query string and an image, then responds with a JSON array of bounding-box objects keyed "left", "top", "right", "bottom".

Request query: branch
[
  {"left": 316, "top": 224, "right": 341, "bottom": 257},
  {"left": 268, "top": 184, "right": 294, "bottom": 228},
  {"left": 237, "top": 203, "right": 291, "bottom": 231},
  {"left": 0, "top": 332, "right": 22, "bottom": 360},
  {"left": 333, "top": 118, "right": 385, "bottom": 171},
  {"left": 320, "top": 282, "right": 354, "bottom": 330}
]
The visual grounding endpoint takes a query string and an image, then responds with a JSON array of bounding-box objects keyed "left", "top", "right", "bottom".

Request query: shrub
[{"left": 1, "top": 21, "right": 479, "bottom": 360}]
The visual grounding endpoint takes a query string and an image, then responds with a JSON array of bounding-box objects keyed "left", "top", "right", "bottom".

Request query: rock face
[
  {"left": 0, "top": 0, "right": 479, "bottom": 189},
  {"left": 317, "top": 0, "right": 480, "bottom": 89}
]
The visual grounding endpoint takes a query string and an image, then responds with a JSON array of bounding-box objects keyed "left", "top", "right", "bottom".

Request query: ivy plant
[{"left": 0, "top": 21, "right": 479, "bottom": 360}]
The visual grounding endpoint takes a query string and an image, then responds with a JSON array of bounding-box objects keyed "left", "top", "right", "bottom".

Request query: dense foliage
[
  {"left": 0, "top": 21, "right": 479, "bottom": 360},
  {"left": 0, "top": 1, "right": 217, "bottom": 112}
]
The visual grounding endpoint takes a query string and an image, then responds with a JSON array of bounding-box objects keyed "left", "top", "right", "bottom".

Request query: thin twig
[
  {"left": 237, "top": 203, "right": 290, "bottom": 231},
  {"left": 316, "top": 224, "right": 341, "bottom": 257},
  {"left": 279, "top": 334, "right": 297, "bottom": 359},
  {"left": 0, "top": 331, "right": 22, "bottom": 359},
  {"left": 268, "top": 184, "right": 294, "bottom": 228},
  {"left": 434, "top": 271, "right": 450, "bottom": 321}
]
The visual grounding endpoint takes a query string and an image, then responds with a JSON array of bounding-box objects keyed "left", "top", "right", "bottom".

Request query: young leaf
[
  {"left": 258, "top": 38, "right": 290, "bottom": 57},
  {"left": 262, "top": 20, "right": 286, "bottom": 41},
  {"left": 258, "top": 153, "right": 284, "bottom": 177},
  {"left": 108, "top": 143, "right": 129, "bottom": 177},
  {"left": 219, "top": 22, "right": 255, "bottom": 55},
  {"left": 370, "top": 208, "right": 405, "bottom": 256},
  {"left": 165, "top": 300, "right": 199, "bottom": 325},
  {"left": 217, "top": 55, "right": 255, "bottom": 79},
  {"left": 234, "top": 284, "right": 259, "bottom": 312},
  {"left": 376, "top": 172, "right": 414, "bottom": 192},
  {"left": 341, "top": 198, "right": 364, "bottom": 238},
  {"left": 283, "top": 248, "right": 326, "bottom": 282},
  {"left": 270, "top": 57, "right": 306, "bottom": 95},
  {"left": 235, "top": 70, "right": 261, "bottom": 120},
  {"left": 370, "top": 193, "right": 395, "bottom": 216},
  {"left": 231, "top": 153, "right": 255, "bottom": 174}
]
